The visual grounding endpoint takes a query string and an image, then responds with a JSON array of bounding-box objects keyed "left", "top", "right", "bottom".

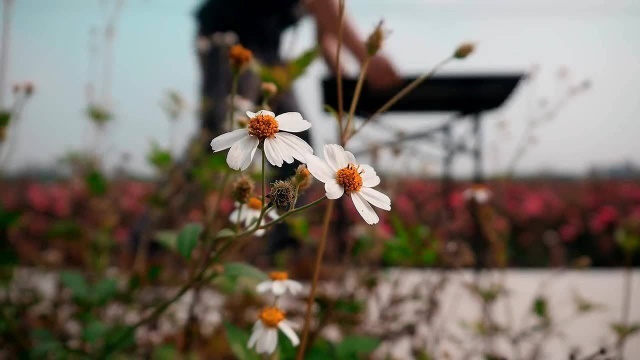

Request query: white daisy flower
[
  {"left": 210, "top": 110, "right": 313, "bottom": 171},
  {"left": 463, "top": 184, "right": 491, "bottom": 204},
  {"left": 229, "top": 197, "right": 278, "bottom": 236},
  {"left": 248, "top": 307, "right": 299, "bottom": 355},
  {"left": 256, "top": 271, "right": 303, "bottom": 296},
  {"left": 306, "top": 144, "right": 391, "bottom": 225}
]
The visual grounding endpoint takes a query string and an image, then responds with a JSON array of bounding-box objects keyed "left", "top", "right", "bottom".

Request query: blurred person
[{"left": 194, "top": 0, "right": 399, "bottom": 257}]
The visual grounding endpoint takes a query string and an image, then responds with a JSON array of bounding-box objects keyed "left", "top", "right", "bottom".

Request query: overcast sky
[{"left": 2, "top": 0, "right": 639, "bottom": 177}]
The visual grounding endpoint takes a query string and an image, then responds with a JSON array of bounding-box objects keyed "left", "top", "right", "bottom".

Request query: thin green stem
[{"left": 296, "top": 200, "right": 335, "bottom": 360}]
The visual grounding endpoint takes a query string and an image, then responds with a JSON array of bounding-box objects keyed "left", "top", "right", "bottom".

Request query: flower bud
[
  {"left": 365, "top": 21, "right": 386, "bottom": 57},
  {"left": 454, "top": 42, "right": 475, "bottom": 59},
  {"left": 261, "top": 82, "right": 278, "bottom": 98},
  {"left": 293, "top": 164, "right": 312, "bottom": 190},
  {"left": 229, "top": 44, "right": 253, "bottom": 73}
]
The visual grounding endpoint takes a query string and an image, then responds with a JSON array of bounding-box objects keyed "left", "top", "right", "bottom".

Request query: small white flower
[
  {"left": 306, "top": 144, "right": 391, "bottom": 225},
  {"left": 463, "top": 184, "right": 491, "bottom": 204},
  {"left": 210, "top": 110, "right": 313, "bottom": 171},
  {"left": 229, "top": 197, "right": 278, "bottom": 236},
  {"left": 248, "top": 307, "right": 299, "bottom": 355},
  {"left": 256, "top": 271, "right": 303, "bottom": 296}
]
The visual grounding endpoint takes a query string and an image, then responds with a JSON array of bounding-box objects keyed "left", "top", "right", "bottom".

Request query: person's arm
[{"left": 307, "top": 0, "right": 400, "bottom": 90}]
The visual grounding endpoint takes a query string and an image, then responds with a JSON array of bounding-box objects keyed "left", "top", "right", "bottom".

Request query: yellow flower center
[
  {"left": 336, "top": 164, "right": 363, "bottom": 193},
  {"left": 247, "top": 197, "right": 262, "bottom": 210},
  {"left": 269, "top": 271, "right": 289, "bottom": 281},
  {"left": 259, "top": 307, "right": 285, "bottom": 328},
  {"left": 247, "top": 113, "right": 279, "bottom": 139}
]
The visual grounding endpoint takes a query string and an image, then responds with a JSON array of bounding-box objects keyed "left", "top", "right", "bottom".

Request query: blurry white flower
[
  {"left": 229, "top": 197, "right": 278, "bottom": 236},
  {"left": 210, "top": 110, "right": 312, "bottom": 171},
  {"left": 257, "top": 271, "right": 302, "bottom": 296},
  {"left": 248, "top": 307, "right": 299, "bottom": 355},
  {"left": 463, "top": 184, "right": 491, "bottom": 204},
  {"left": 306, "top": 144, "right": 391, "bottom": 224}
]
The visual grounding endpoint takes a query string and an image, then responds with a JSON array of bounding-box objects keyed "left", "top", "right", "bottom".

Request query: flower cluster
[
  {"left": 210, "top": 110, "right": 392, "bottom": 225},
  {"left": 248, "top": 272, "right": 302, "bottom": 355}
]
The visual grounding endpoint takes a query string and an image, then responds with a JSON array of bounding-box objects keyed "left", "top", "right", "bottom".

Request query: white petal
[
  {"left": 285, "top": 280, "right": 303, "bottom": 295},
  {"left": 254, "top": 228, "right": 265, "bottom": 237},
  {"left": 325, "top": 181, "right": 344, "bottom": 199},
  {"left": 228, "top": 209, "right": 240, "bottom": 223},
  {"left": 248, "top": 322, "right": 262, "bottom": 349},
  {"left": 345, "top": 150, "right": 357, "bottom": 164},
  {"left": 360, "top": 164, "right": 380, "bottom": 187},
  {"left": 264, "top": 328, "right": 278, "bottom": 354},
  {"left": 257, "top": 110, "right": 276, "bottom": 118},
  {"left": 351, "top": 192, "right": 379, "bottom": 225},
  {"left": 226, "top": 135, "right": 259, "bottom": 171},
  {"left": 256, "top": 281, "right": 273, "bottom": 293},
  {"left": 359, "top": 187, "right": 391, "bottom": 211},
  {"left": 306, "top": 155, "right": 335, "bottom": 184},
  {"left": 275, "top": 132, "right": 314, "bottom": 162},
  {"left": 279, "top": 321, "right": 300, "bottom": 347},
  {"left": 246, "top": 111, "right": 256, "bottom": 118},
  {"left": 264, "top": 138, "right": 283, "bottom": 167},
  {"left": 275, "top": 112, "right": 312, "bottom": 132},
  {"left": 266, "top": 208, "right": 280, "bottom": 221},
  {"left": 272, "top": 281, "right": 285, "bottom": 295},
  {"left": 324, "top": 144, "right": 349, "bottom": 171},
  {"left": 210, "top": 129, "right": 248, "bottom": 151},
  {"left": 255, "top": 329, "right": 268, "bottom": 354},
  {"left": 271, "top": 136, "right": 295, "bottom": 164}
]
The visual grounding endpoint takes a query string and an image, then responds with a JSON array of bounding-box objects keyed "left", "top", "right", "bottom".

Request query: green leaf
[
  {"left": 83, "top": 320, "right": 108, "bottom": 343},
  {"left": 215, "top": 228, "right": 236, "bottom": 239},
  {"left": 103, "top": 325, "right": 136, "bottom": 355},
  {"left": 177, "top": 223, "right": 203, "bottom": 259},
  {"left": 93, "top": 278, "right": 118, "bottom": 305},
  {"left": 532, "top": 297, "right": 548, "bottom": 320},
  {"left": 85, "top": 169, "right": 108, "bottom": 196},
  {"left": 154, "top": 230, "right": 178, "bottom": 251},
  {"left": 224, "top": 322, "right": 259, "bottom": 360},
  {"left": 60, "top": 271, "right": 89, "bottom": 300},
  {"left": 47, "top": 220, "right": 82, "bottom": 241},
  {"left": 0, "top": 110, "right": 11, "bottom": 127},
  {"left": 147, "top": 142, "right": 174, "bottom": 170},
  {"left": 152, "top": 344, "right": 178, "bottom": 360},
  {"left": 335, "top": 335, "right": 380, "bottom": 359},
  {"left": 223, "top": 262, "right": 268, "bottom": 282},
  {"left": 611, "top": 322, "right": 640, "bottom": 340},
  {"left": 288, "top": 47, "right": 319, "bottom": 79}
]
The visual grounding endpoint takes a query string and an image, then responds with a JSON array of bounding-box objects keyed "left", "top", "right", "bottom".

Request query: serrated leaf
[{"left": 177, "top": 223, "right": 203, "bottom": 259}]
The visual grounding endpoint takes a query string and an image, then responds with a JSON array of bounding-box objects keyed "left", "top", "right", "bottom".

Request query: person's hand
[{"left": 365, "top": 54, "right": 401, "bottom": 90}]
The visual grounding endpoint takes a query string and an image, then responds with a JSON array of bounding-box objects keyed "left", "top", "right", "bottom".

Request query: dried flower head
[
  {"left": 232, "top": 176, "right": 254, "bottom": 203},
  {"left": 366, "top": 21, "right": 386, "bottom": 56},
  {"left": 268, "top": 180, "right": 296, "bottom": 211},
  {"left": 454, "top": 42, "right": 475, "bottom": 59},
  {"left": 293, "top": 164, "right": 312, "bottom": 190},
  {"left": 229, "top": 44, "right": 253, "bottom": 72}
]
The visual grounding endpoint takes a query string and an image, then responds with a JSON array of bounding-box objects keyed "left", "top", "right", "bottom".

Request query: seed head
[
  {"left": 268, "top": 180, "right": 296, "bottom": 211},
  {"left": 454, "top": 42, "right": 475, "bottom": 59}
]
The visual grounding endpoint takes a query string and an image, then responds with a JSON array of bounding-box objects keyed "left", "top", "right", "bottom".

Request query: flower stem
[
  {"left": 350, "top": 56, "right": 452, "bottom": 140},
  {"left": 297, "top": 200, "right": 335, "bottom": 360},
  {"left": 343, "top": 56, "right": 370, "bottom": 144},
  {"left": 335, "top": 0, "right": 346, "bottom": 132}
]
